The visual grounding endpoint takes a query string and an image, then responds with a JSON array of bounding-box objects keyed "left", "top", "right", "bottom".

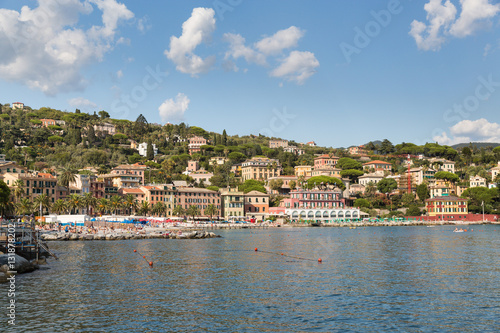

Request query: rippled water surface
[{"left": 2, "top": 225, "right": 500, "bottom": 332}]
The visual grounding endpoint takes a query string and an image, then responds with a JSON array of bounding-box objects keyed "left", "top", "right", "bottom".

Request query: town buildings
[
  {"left": 93, "top": 122, "right": 116, "bottom": 135},
  {"left": 241, "top": 157, "right": 281, "bottom": 181},
  {"left": 269, "top": 140, "right": 288, "bottom": 149},
  {"left": 314, "top": 154, "right": 339, "bottom": 169},
  {"left": 220, "top": 187, "right": 245, "bottom": 219},
  {"left": 470, "top": 175, "right": 487, "bottom": 188},
  {"left": 137, "top": 142, "right": 158, "bottom": 157},
  {"left": 244, "top": 190, "right": 269, "bottom": 221},
  {"left": 188, "top": 136, "right": 207, "bottom": 155},
  {"left": 425, "top": 196, "right": 468, "bottom": 217},
  {"left": 362, "top": 160, "right": 392, "bottom": 172}
]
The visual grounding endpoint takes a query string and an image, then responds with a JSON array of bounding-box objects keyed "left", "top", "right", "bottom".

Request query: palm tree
[
  {"left": 13, "top": 179, "right": 25, "bottom": 203},
  {"left": 172, "top": 205, "right": 185, "bottom": 218},
  {"left": 365, "top": 181, "right": 377, "bottom": 197},
  {"left": 186, "top": 205, "right": 201, "bottom": 222},
  {"left": 97, "top": 198, "right": 109, "bottom": 215},
  {"left": 67, "top": 194, "right": 83, "bottom": 214},
  {"left": 139, "top": 201, "right": 150, "bottom": 216},
  {"left": 152, "top": 202, "right": 166, "bottom": 217},
  {"left": 52, "top": 199, "right": 67, "bottom": 215},
  {"left": 205, "top": 204, "right": 218, "bottom": 220},
  {"left": 82, "top": 192, "right": 98, "bottom": 215},
  {"left": 16, "top": 198, "right": 33, "bottom": 216},
  {"left": 58, "top": 166, "right": 77, "bottom": 187},
  {"left": 109, "top": 195, "right": 123, "bottom": 215},
  {"left": 123, "top": 194, "right": 138, "bottom": 215},
  {"left": 33, "top": 194, "right": 51, "bottom": 216}
]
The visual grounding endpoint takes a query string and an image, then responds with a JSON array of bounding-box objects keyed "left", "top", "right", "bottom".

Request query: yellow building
[
  {"left": 425, "top": 196, "right": 468, "bottom": 217},
  {"left": 294, "top": 165, "right": 312, "bottom": 177},
  {"left": 241, "top": 157, "right": 281, "bottom": 181}
]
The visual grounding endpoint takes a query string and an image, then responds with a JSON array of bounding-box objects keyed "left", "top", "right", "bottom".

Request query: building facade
[
  {"left": 425, "top": 196, "right": 468, "bottom": 217},
  {"left": 241, "top": 157, "right": 281, "bottom": 181}
]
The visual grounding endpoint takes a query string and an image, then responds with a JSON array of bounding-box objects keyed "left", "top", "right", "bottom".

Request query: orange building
[
  {"left": 314, "top": 154, "right": 339, "bottom": 169},
  {"left": 425, "top": 196, "right": 468, "bottom": 217}
]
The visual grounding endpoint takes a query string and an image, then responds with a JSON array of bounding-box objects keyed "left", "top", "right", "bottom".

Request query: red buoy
[
  {"left": 143, "top": 256, "right": 146, "bottom": 259},
  {"left": 255, "top": 248, "right": 258, "bottom": 252},
  {"left": 149, "top": 262, "right": 153, "bottom": 266},
  {"left": 318, "top": 258, "right": 322, "bottom": 263},
  {"left": 134, "top": 250, "right": 137, "bottom": 252}
]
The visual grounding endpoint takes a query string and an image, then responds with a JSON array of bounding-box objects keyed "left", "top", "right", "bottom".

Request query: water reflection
[{"left": 1, "top": 226, "right": 499, "bottom": 332}]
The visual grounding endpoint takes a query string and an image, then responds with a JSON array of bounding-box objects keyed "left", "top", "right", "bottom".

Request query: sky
[{"left": 1, "top": 0, "right": 500, "bottom": 148}]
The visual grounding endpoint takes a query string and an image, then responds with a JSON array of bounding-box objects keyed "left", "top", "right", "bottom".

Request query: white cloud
[
  {"left": 159, "top": 93, "right": 190, "bottom": 123},
  {"left": 255, "top": 26, "right": 304, "bottom": 55},
  {"left": 410, "top": 0, "right": 500, "bottom": 51},
  {"left": 433, "top": 118, "right": 500, "bottom": 144},
  {"left": 68, "top": 97, "right": 97, "bottom": 109},
  {"left": 409, "top": 0, "right": 457, "bottom": 51},
  {"left": 116, "top": 69, "right": 123, "bottom": 78},
  {"left": 223, "top": 33, "right": 266, "bottom": 66},
  {"left": 0, "top": 0, "right": 134, "bottom": 95},
  {"left": 449, "top": 0, "right": 500, "bottom": 37},
  {"left": 270, "top": 51, "right": 319, "bottom": 85},
  {"left": 137, "top": 15, "right": 152, "bottom": 33},
  {"left": 164, "top": 7, "right": 216, "bottom": 76}
]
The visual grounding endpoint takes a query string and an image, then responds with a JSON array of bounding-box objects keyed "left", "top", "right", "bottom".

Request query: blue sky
[{"left": 1, "top": 0, "right": 500, "bottom": 147}]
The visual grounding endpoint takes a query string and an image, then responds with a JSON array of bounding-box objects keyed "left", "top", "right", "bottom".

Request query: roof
[
  {"left": 426, "top": 196, "right": 464, "bottom": 202},
  {"left": 113, "top": 163, "right": 147, "bottom": 170},
  {"left": 245, "top": 190, "right": 269, "bottom": 197},
  {"left": 123, "top": 188, "right": 145, "bottom": 194},
  {"left": 177, "top": 187, "right": 219, "bottom": 194},
  {"left": 314, "top": 154, "right": 338, "bottom": 159},
  {"left": 363, "top": 160, "right": 392, "bottom": 165}
]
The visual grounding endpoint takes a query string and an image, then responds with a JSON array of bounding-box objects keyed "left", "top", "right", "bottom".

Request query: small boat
[
  {"left": 349, "top": 226, "right": 356, "bottom": 229},
  {"left": 311, "top": 222, "right": 321, "bottom": 227},
  {"left": 427, "top": 225, "right": 437, "bottom": 228}
]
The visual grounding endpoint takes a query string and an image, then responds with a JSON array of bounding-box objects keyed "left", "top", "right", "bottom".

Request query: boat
[
  {"left": 310, "top": 222, "right": 321, "bottom": 227},
  {"left": 453, "top": 230, "right": 464, "bottom": 233}
]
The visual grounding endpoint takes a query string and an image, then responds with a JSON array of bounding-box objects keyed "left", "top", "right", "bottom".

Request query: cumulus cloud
[
  {"left": 433, "top": 118, "right": 500, "bottom": 144},
  {"left": 159, "top": 93, "right": 190, "bottom": 123},
  {"left": 410, "top": 0, "right": 499, "bottom": 51},
  {"left": 223, "top": 33, "right": 267, "bottom": 66},
  {"left": 409, "top": 0, "right": 457, "bottom": 51},
  {"left": 164, "top": 7, "right": 216, "bottom": 76},
  {"left": 68, "top": 97, "right": 97, "bottom": 110},
  {"left": 0, "top": 0, "right": 133, "bottom": 95},
  {"left": 270, "top": 51, "right": 319, "bottom": 85},
  {"left": 255, "top": 26, "right": 305, "bottom": 55}
]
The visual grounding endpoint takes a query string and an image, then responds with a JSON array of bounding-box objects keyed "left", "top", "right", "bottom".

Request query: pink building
[
  {"left": 175, "top": 187, "right": 220, "bottom": 217},
  {"left": 314, "top": 154, "right": 339, "bottom": 169},
  {"left": 282, "top": 189, "right": 345, "bottom": 209},
  {"left": 188, "top": 136, "right": 207, "bottom": 155}
]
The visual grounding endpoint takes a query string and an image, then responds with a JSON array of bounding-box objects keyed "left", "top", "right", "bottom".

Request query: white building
[
  {"left": 12, "top": 102, "right": 24, "bottom": 109},
  {"left": 358, "top": 171, "right": 384, "bottom": 186},
  {"left": 138, "top": 142, "right": 158, "bottom": 157},
  {"left": 470, "top": 175, "right": 486, "bottom": 188}
]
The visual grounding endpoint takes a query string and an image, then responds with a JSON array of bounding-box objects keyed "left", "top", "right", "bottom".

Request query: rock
[
  {"left": 0, "top": 254, "right": 38, "bottom": 274},
  {"left": 42, "top": 234, "right": 58, "bottom": 241},
  {"left": 84, "top": 235, "right": 94, "bottom": 241},
  {"left": 176, "top": 234, "right": 186, "bottom": 239},
  {"left": 105, "top": 234, "right": 115, "bottom": 240},
  {"left": 69, "top": 234, "right": 79, "bottom": 241}
]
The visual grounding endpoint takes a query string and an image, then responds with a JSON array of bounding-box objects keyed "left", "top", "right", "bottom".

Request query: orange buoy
[
  {"left": 281, "top": 253, "right": 284, "bottom": 256},
  {"left": 143, "top": 255, "right": 146, "bottom": 258},
  {"left": 149, "top": 262, "right": 153, "bottom": 266},
  {"left": 255, "top": 248, "right": 258, "bottom": 252},
  {"left": 134, "top": 250, "right": 137, "bottom": 252},
  {"left": 318, "top": 258, "right": 322, "bottom": 263}
]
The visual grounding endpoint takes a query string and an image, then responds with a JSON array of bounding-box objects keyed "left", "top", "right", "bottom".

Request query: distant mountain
[{"left": 451, "top": 142, "right": 500, "bottom": 149}]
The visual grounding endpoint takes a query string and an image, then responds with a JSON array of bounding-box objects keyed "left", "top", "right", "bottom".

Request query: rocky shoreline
[{"left": 41, "top": 230, "right": 221, "bottom": 241}]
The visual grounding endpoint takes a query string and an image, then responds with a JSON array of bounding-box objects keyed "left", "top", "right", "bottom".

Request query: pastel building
[
  {"left": 188, "top": 136, "right": 207, "bottom": 155},
  {"left": 241, "top": 157, "right": 281, "bottom": 181},
  {"left": 470, "top": 175, "right": 487, "bottom": 188},
  {"left": 314, "top": 154, "right": 339, "bottom": 169},
  {"left": 425, "top": 196, "right": 468, "bottom": 217},
  {"left": 362, "top": 160, "right": 392, "bottom": 172}
]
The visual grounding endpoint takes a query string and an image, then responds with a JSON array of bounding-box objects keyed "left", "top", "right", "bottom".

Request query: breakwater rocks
[
  {"left": 41, "top": 230, "right": 221, "bottom": 241},
  {"left": 0, "top": 253, "right": 40, "bottom": 282}
]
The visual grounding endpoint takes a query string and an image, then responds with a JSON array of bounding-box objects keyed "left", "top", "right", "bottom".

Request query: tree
[
  {"left": 58, "top": 167, "right": 77, "bottom": 187},
  {"left": 365, "top": 181, "right": 377, "bottom": 197},
  {"left": 239, "top": 179, "right": 267, "bottom": 194},
  {"left": 0, "top": 180, "right": 11, "bottom": 217},
  {"left": 406, "top": 205, "right": 421, "bottom": 216},
  {"left": 380, "top": 139, "right": 395, "bottom": 155},
  {"left": 139, "top": 201, "right": 150, "bottom": 216},
  {"left": 67, "top": 194, "right": 83, "bottom": 214},
  {"left": 401, "top": 193, "right": 415, "bottom": 207},
  {"left": 82, "top": 193, "right": 98, "bottom": 215},
  {"left": 338, "top": 157, "right": 362, "bottom": 170},
  {"left": 16, "top": 198, "right": 33, "bottom": 216},
  {"left": 98, "top": 110, "right": 110, "bottom": 119},
  {"left": 123, "top": 194, "right": 138, "bottom": 215},
  {"left": 87, "top": 125, "right": 96, "bottom": 147},
  {"left": 306, "top": 176, "right": 345, "bottom": 190},
  {"left": 152, "top": 202, "right": 166, "bottom": 217},
  {"left": 52, "top": 199, "right": 67, "bottom": 215},
  {"left": 228, "top": 151, "right": 247, "bottom": 163},
  {"left": 354, "top": 198, "right": 371, "bottom": 208},
  {"left": 222, "top": 129, "right": 227, "bottom": 146},
  {"left": 146, "top": 139, "right": 154, "bottom": 160},
  {"left": 434, "top": 171, "right": 460, "bottom": 184},
  {"left": 377, "top": 178, "right": 397, "bottom": 198},
  {"left": 416, "top": 183, "right": 430, "bottom": 202},
  {"left": 34, "top": 194, "right": 51, "bottom": 215},
  {"left": 173, "top": 205, "right": 185, "bottom": 218},
  {"left": 340, "top": 169, "right": 364, "bottom": 182},
  {"left": 205, "top": 204, "right": 218, "bottom": 220},
  {"left": 186, "top": 205, "right": 201, "bottom": 221},
  {"left": 289, "top": 180, "right": 297, "bottom": 191},
  {"left": 13, "top": 179, "right": 25, "bottom": 203},
  {"left": 109, "top": 195, "right": 123, "bottom": 215},
  {"left": 365, "top": 142, "right": 377, "bottom": 151},
  {"left": 269, "top": 179, "right": 284, "bottom": 192},
  {"left": 134, "top": 114, "right": 149, "bottom": 136}
]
